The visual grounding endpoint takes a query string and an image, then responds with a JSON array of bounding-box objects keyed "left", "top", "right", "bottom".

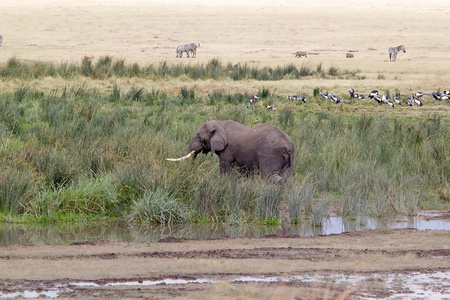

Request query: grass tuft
[{"left": 128, "top": 188, "right": 192, "bottom": 224}]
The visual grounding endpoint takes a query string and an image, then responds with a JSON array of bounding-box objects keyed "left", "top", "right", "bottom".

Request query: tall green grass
[
  {"left": 128, "top": 187, "right": 191, "bottom": 224},
  {"left": 0, "top": 58, "right": 449, "bottom": 225},
  {"left": 0, "top": 57, "right": 357, "bottom": 81}
]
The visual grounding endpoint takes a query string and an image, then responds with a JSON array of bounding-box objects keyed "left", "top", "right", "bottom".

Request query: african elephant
[{"left": 167, "top": 120, "right": 295, "bottom": 183}]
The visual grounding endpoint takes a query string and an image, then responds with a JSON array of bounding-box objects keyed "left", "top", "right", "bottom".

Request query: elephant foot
[{"left": 268, "top": 174, "right": 283, "bottom": 184}]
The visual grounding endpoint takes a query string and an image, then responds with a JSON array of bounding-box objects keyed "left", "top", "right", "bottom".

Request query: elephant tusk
[{"left": 166, "top": 150, "right": 196, "bottom": 161}]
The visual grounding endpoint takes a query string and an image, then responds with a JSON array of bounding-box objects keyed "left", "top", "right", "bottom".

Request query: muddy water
[
  {"left": 0, "top": 211, "right": 449, "bottom": 245},
  {"left": 1, "top": 271, "right": 449, "bottom": 299}
]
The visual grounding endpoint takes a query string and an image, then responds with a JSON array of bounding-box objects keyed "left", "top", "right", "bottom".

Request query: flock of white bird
[
  {"left": 345, "top": 88, "right": 449, "bottom": 108},
  {"left": 246, "top": 88, "right": 450, "bottom": 111}
]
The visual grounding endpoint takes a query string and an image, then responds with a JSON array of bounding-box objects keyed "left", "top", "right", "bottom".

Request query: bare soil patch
[{"left": 0, "top": 229, "right": 449, "bottom": 299}]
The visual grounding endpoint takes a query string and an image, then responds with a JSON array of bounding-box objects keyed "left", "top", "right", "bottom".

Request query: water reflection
[{"left": 0, "top": 212, "right": 449, "bottom": 246}]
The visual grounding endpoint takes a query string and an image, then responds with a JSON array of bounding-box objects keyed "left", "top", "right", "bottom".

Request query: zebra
[
  {"left": 176, "top": 43, "right": 200, "bottom": 58},
  {"left": 388, "top": 45, "right": 406, "bottom": 62},
  {"left": 176, "top": 44, "right": 191, "bottom": 58},
  {"left": 0, "top": 35, "right": 3, "bottom": 47},
  {"left": 188, "top": 43, "right": 200, "bottom": 58}
]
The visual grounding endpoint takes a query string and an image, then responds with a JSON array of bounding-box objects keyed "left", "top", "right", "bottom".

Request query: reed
[
  {"left": 0, "top": 168, "right": 36, "bottom": 214},
  {"left": 26, "top": 175, "right": 119, "bottom": 221},
  {"left": 286, "top": 178, "right": 316, "bottom": 223},
  {"left": 0, "top": 57, "right": 449, "bottom": 225},
  {"left": 0, "top": 57, "right": 354, "bottom": 81},
  {"left": 311, "top": 199, "right": 330, "bottom": 227},
  {"left": 128, "top": 187, "right": 191, "bottom": 224}
]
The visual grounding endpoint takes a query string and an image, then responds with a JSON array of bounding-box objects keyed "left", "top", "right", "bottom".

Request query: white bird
[
  {"left": 348, "top": 88, "right": 365, "bottom": 99},
  {"left": 441, "top": 94, "right": 449, "bottom": 101},
  {"left": 319, "top": 90, "right": 328, "bottom": 99},
  {"left": 299, "top": 95, "right": 306, "bottom": 103},
  {"left": 249, "top": 95, "right": 259, "bottom": 103},
  {"left": 392, "top": 94, "right": 401, "bottom": 105},
  {"left": 328, "top": 93, "right": 338, "bottom": 102},
  {"left": 405, "top": 96, "right": 413, "bottom": 106},
  {"left": 246, "top": 102, "right": 252, "bottom": 109},
  {"left": 382, "top": 95, "right": 394, "bottom": 108},
  {"left": 385, "top": 100, "right": 394, "bottom": 108},
  {"left": 373, "top": 94, "right": 382, "bottom": 104},
  {"left": 267, "top": 104, "right": 276, "bottom": 110},
  {"left": 431, "top": 92, "right": 441, "bottom": 101},
  {"left": 336, "top": 97, "right": 344, "bottom": 104},
  {"left": 413, "top": 95, "right": 423, "bottom": 107},
  {"left": 348, "top": 88, "right": 358, "bottom": 98},
  {"left": 369, "top": 90, "right": 378, "bottom": 99},
  {"left": 414, "top": 92, "right": 424, "bottom": 98}
]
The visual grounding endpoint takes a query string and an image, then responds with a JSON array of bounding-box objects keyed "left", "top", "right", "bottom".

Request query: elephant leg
[{"left": 219, "top": 155, "right": 235, "bottom": 174}]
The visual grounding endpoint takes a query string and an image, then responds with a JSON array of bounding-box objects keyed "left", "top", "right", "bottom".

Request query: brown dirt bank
[{"left": 0, "top": 229, "right": 449, "bottom": 299}]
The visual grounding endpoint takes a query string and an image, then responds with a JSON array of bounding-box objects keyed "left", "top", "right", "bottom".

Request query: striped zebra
[
  {"left": 0, "top": 35, "right": 3, "bottom": 47},
  {"left": 388, "top": 45, "right": 406, "bottom": 62},
  {"left": 188, "top": 43, "right": 200, "bottom": 58},
  {"left": 176, "top": 44, "right": 191, "bottom": 58},
  {"left": 175, "top": 43, "right": 200, "bottom": 58}
]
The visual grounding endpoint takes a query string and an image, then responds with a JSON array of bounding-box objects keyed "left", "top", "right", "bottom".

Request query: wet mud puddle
[{"left": 1, "top": 271, "right": 448, "bottom": 299}]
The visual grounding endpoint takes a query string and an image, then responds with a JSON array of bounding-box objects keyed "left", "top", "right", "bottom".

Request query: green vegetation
[
  {"left": 0, "top": 57, "right": 449, "bottom": 225},
  {"left": 0, "top": 56, "right": 361, "bottom": 81}
]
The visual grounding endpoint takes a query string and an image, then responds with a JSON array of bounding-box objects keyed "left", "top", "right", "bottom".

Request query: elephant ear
[{"left": 205, "top": 121, "right": 227, "bottom": 154}]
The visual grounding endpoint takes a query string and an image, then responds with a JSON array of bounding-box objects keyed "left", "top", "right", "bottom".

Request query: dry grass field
[
  {"left": 1, "top": 1, "right": 450, "bottom": 299},
  {"left": 1, "top": 0, "right": 450, "bottom": 97}
]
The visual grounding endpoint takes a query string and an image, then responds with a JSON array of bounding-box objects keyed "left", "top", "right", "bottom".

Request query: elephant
[{"left": 167, "top": 120, "right": 295, "bottom": 183}]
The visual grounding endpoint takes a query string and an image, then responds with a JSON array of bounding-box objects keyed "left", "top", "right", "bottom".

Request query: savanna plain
[{"left": 0, "top": 0, "right": 449, "bottom": 299}]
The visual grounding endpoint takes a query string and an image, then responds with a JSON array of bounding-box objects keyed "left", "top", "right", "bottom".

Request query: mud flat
[{"left": 0, "top": 229, "right": 449, "bottom": 299}]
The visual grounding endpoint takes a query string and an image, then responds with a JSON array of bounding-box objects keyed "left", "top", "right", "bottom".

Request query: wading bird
[
  {"left": 373, "top": 94, "right": 382, "bottom": 104},
  {"left": 288, "top": 94, "right": 298, "bottom": 101},
  {"left": 392, "top": 94, "right": 401, "bottom": 105},
  {"left": 319, "top": 90, "right": 328, "bottom": 99},
  {"left": 382, "top": 95, "right": 394, "bottom": 108},
  {"left": 368, "top": 90, "right": 378, "bottom": 99},
  {"left": 328, "top": 93, "right": 338, "bottom": 103},
  {"left": 267, "top": 104, "right": 276, "bottom": 110}
]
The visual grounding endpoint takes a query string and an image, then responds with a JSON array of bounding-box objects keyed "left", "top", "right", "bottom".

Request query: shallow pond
[{"left": 1, "top": 210, "right": 449, "bottom": 245}]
